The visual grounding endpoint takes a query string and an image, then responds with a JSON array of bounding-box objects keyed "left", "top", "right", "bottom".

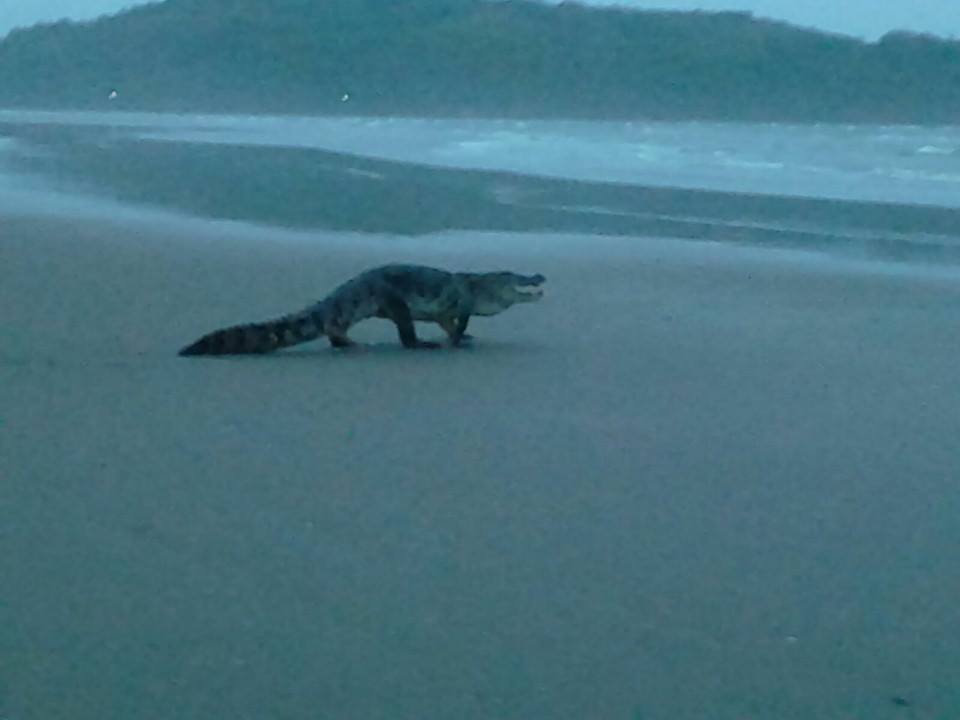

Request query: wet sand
[{"left": 3, "top": 212, "right": 960, "bottom": 719}]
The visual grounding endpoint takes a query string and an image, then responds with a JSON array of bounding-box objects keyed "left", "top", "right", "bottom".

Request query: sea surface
[{"left": 1, "top": 109, "right": 959, "bottom": 264}]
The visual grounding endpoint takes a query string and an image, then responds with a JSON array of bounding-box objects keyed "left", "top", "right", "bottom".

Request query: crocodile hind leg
[
  {"left": 325, "top": 322, "right": 356, "bottom": 349},
  {"left": 328, "top": 334, "right": 356, "bottom": 349}
]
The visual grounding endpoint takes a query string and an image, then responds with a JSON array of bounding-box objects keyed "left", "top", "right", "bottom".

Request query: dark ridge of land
[{"left": 0, "top": 0, "right": 959, "bottom": 123}]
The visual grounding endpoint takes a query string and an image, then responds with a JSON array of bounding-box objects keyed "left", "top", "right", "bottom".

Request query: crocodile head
[{"left": 465, "top": 271, "right": 546, "bottom": 316}]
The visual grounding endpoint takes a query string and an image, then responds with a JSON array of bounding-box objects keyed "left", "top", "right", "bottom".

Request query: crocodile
[{"left": 178, "top": 263, "right": 545, "bottom": 356}]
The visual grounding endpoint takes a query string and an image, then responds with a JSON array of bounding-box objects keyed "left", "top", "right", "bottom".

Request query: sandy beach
[{"left": 3, "top": 210, "right": 960, "bottom": 719}]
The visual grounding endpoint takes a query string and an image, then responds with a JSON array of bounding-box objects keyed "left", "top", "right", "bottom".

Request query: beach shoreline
[{"left": 4, "top": 115, "right": 960, "bottom": 271}]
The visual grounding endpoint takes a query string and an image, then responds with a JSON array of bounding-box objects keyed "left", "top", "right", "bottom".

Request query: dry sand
[{"left": 3, "top": 212, "right": 960, "bottom": 719}]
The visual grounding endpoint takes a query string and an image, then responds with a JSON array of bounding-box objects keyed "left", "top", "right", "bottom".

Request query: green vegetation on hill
[{"left": 1, "top": 0, "right": 958, "bottom": 123}]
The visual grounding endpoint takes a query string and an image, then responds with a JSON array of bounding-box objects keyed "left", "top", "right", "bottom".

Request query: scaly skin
[{"left": 178, "top": 264, "right": 545, "bottom": 355}]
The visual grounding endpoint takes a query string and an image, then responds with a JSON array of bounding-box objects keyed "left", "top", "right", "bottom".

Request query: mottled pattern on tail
[{"left": 178, "top": 307, "right": 325, "bottom": 356}]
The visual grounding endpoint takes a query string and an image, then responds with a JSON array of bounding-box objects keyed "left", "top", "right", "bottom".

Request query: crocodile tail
[{"left": 178, "top": 308, "right": 325, "bottom": 356}]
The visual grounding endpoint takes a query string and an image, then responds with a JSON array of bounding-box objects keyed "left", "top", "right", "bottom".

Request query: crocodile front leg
[
  {"left": 439, "top": 313, "right": 472, "bottom": 346},
  {"left": 382, "top": 294, "right": 441, "bottom": 349}
]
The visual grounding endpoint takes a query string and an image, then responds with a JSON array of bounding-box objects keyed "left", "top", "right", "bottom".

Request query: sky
[{"left": 1, "top": 0, "right": 958, "bottom": 41}]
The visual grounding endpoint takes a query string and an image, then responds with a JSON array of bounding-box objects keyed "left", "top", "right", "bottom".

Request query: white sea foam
[{"left": 916, "top": 145, "right": 956, "bottom": 155}]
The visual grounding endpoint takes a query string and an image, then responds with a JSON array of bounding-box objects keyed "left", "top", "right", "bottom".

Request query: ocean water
[
  {"left": 1, "top": 110, "right": 959, "bottom": 266},
  {"left": 147, "top": 115, "right": 960, "bottom": 209},
  {"left": 3, "top": 110, "right": 959, "bottom": 207}
]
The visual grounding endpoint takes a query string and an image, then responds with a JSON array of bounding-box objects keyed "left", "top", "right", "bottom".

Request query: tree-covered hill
[{"left": 1, "top": 0, "right": 958, "bottom": 123}]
